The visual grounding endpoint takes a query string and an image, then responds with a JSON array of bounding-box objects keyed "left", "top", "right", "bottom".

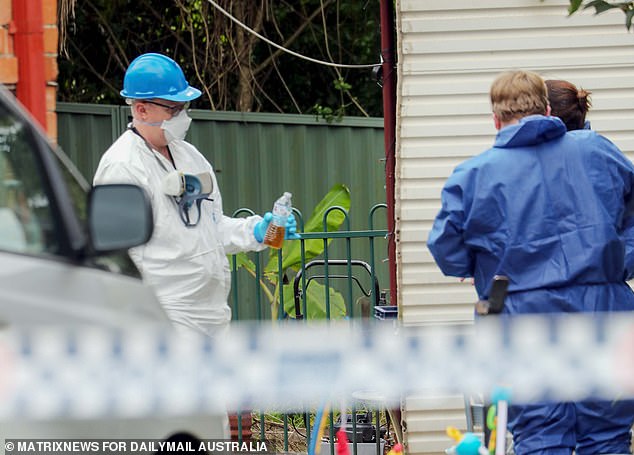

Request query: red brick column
[{"left": 1, "top": 0, "right": 57, "bottom": 141}]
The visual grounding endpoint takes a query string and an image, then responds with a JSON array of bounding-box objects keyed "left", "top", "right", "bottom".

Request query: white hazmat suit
[{"left": 94, "top": 128, "right": 266, "bottom": 337}]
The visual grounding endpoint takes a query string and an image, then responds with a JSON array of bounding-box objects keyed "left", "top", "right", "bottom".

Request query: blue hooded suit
[{"left": 427, "top": 115, "right": 634, "bottom": 454}]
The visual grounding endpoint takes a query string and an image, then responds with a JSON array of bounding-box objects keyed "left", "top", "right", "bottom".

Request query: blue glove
[
  {"left": 253, "top": 212, "right": 272, "bottom": 243},
  {"left": 285, "top": 213, "right": 301, "bottom": 240},
  {"left": 253, "top": 212, "right": 301, "bottom": 243}
]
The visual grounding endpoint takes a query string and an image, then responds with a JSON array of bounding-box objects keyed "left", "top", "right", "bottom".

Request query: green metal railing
[
  {"left": 229, "top": 204, "right": 394, "bottom": 455},
  {"left": 230, "top": 204, "right": 388, "bottom": 322}
]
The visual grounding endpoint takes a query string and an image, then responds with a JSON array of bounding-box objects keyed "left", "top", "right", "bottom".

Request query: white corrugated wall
[{"left": 395, "top": 1, "right": 634, "bottom": 453}]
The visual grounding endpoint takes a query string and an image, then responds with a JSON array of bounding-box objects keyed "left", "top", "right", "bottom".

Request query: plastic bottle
[{"left": 263, "top": 192, "right": 292, "bottom": 249}]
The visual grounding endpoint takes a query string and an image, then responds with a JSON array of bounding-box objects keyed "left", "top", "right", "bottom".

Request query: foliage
[
  {"left": 57, "top": 0, "right": 383, "bottom": 117},
  {"left": 283, "top": 281, "right": 346, "bottom": 320},
  {"left": 232, "top": 183, "right": 351, "bottom": 320},
  {"left": 567, "top": 1, "right": 634, "bottom": 29},
  {"left": 312, "top": 77, "right": 355, "bottom": 122}
]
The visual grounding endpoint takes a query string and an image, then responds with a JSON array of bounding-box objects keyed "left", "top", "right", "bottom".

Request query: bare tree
[{"left": 57, "top": 0, "right": 382, "bottom": 116}]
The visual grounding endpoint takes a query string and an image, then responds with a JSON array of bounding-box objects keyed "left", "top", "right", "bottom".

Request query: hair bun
[{"left": 577, "top": 88, "right": 592, "bottom": 113}]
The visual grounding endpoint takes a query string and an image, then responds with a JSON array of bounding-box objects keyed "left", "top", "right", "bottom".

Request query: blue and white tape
[{"left": 0, "top": 313, "right": 632, "bottom": 418}]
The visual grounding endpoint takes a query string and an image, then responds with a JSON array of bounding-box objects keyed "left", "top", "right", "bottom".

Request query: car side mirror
[{"left": 88, "top": 184, "right": 154, "bottom": 253}]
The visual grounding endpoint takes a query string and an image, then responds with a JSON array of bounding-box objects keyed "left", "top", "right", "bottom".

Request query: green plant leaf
[
  {"left": 229, "top": 252, "right": 256, "bottom": 273},
  {"left": 334, "top": 77, "right": 352, "bottom": 91},
  {"left": 569, "top": 1, "right": 634, "bottom": 30},
  {"left": 265, "top": 183, "right": 351, "bottom": 273},
  {"left": 626, "top": 8, "right": 634, "bottom": 29},
  {"left": 282, "top": 281, "right": 347, "bottom": 320},
  {"left": 584, "top": 0, "right": 622, "bottom": 13},
  {"left": 568, "top": 0, "right": 584, "bottom": 14}
]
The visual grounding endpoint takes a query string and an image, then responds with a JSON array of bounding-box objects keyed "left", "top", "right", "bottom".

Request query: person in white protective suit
[{"left": 93, "top": 53, "right": 298, "bottom": 338}]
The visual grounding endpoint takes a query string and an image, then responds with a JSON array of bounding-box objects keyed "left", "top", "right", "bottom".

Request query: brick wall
[
  {"left": 0, "top": 0, "right": 18, "bottom": 89},
  {"left": 0, "top": 0, "right": 58, "bottom": 141},
  {"left": 42, "top": 0, "right": 58, "bottom": 141}
]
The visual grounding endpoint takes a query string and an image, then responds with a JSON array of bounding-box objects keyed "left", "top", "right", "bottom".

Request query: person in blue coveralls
[{"left": 427, "top": 70, "right": 634, "bottom": 455}]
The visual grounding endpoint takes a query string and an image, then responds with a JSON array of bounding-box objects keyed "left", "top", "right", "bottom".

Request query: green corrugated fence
[
  {"left": 56, "top": 103, "right": 386, "bottom": 231},
  {"left": 57, "top": 102, "right": 390, "bottom": 317}
]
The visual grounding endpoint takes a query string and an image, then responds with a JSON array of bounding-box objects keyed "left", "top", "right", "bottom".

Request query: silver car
[{"left": 0, "top": 84, "right": 226, "bottom": 445}]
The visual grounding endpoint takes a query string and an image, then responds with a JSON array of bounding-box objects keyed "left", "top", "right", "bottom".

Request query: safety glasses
[{"left": 144, "top": 100, "right": 190, "bottom": 115}]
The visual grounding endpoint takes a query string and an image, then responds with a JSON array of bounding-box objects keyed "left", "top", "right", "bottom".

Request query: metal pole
[{"left": 379, "top": 0, "right": 397, "bottom": 307}]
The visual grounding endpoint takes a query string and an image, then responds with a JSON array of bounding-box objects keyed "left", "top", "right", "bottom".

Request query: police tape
[{"left": 0, "top": 313, "right": 632, "bottom": 419}]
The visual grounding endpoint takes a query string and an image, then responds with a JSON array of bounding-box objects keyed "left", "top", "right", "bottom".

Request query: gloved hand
[
  {"left": 253, "top": 212, "right": 273, "bottom": 243},
  {"left": 284, "top": 213, "right": 300, "bottom": 240},
  {"left": 253, "top": 212, "right": 301, "bottom": 243}
]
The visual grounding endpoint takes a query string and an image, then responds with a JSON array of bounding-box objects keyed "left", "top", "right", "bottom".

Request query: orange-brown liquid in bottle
[{"left": 263, "top": 224, "right": 285, "bottom": 249}]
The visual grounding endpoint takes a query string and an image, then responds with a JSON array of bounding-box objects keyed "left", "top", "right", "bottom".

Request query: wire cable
[{"left": 206, "top": 0, "right": 380, "bottom": 69}]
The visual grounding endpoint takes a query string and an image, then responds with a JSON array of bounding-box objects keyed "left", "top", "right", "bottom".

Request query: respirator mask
[
  {"left": 135, "top": 109, "right": 192, "bottom": 144},
  {"left": 162, "top": 171, "right": 213, "bottom": 227},
  {"left": 161, "top": 110, "right": 192, "bottom": 143}
]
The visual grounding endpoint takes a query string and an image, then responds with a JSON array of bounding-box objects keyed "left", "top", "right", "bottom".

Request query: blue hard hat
[{"left": 120, "top": 53, "right": 202, "bottom": 102}]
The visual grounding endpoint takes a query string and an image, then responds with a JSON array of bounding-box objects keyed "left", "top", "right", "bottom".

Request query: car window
[
  {"left": 50, "top": 147, "right": 142, "bottom": 278},
  {"left": 0, "top": 90, "right": 142, "bottom": 278},
  {"left": 0, "top": 104, "right": 57, "bottom": 254}
]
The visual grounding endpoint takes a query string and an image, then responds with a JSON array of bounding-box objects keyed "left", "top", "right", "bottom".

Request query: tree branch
[
  {"left": 253, "top": 0, "right": 337, "bottom": 76},
  {"left": 68, "top": 38, "right": 119, "bottom": 95},
  {"left": 140, "top": 0, "right": 193, "bottom": 55},
  {"left": 85, "top": 0, "right": 129, "bottom": 71}
]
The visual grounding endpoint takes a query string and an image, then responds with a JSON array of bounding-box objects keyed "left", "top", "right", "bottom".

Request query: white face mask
[{"left": 161, "top": 110, "right": 192, "bottom": 143}]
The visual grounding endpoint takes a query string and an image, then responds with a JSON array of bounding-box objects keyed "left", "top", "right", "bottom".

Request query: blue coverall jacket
[{"left": 427, "top": 115, "right": 634, "bottom": 454}]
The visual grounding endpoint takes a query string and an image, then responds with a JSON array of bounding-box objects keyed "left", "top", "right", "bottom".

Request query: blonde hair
[{"left": 490, "top": 70, "right": 549, "bottom": 123}]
